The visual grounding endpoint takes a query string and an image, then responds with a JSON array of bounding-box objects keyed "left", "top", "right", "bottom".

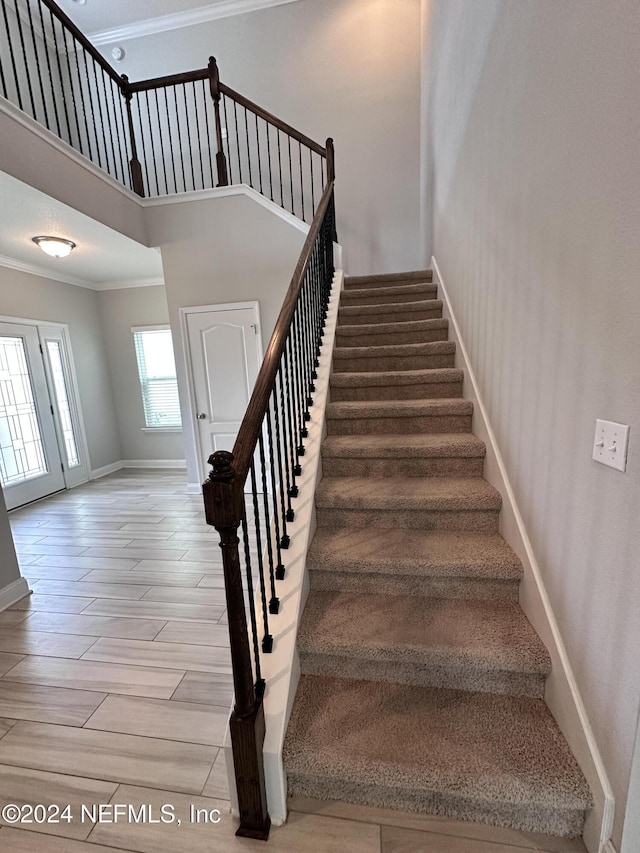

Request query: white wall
[
  {"left": 0, "top": 267, "right": 122, "bottom": 472},
  {"left": 423, "top": 1, "right": 640, "bottom": 846},
  {"left": 99, "top": 0, "right": 422, "bottom": 276},
  {"left": 98, "top": 285, "right": 185, "bottom": 463},
  {"left": 146, "top": 191, "right": 306, "bottom": 485}
]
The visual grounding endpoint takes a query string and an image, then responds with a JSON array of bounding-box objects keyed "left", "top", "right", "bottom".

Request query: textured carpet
[{"left": 283, "top": 267, "right": 591, "bottom": 837}]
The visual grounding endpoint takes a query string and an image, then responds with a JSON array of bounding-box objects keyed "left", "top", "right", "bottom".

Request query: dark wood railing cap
[{"left": 207, "top": 450, "right": 236, "bottom": 481}]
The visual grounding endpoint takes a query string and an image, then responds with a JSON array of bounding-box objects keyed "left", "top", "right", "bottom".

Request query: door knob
[{"left": 196, "top": 413, "right": 207, "bottom": 419}]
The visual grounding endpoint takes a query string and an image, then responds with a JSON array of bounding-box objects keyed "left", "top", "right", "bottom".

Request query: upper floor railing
[{"left": 0, "top": 0, "right": 331, "bottom": 222}]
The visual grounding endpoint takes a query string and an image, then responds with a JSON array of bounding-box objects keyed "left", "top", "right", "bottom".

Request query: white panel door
[
  {"left": 186, "top": 306, "right": 262, "bottom": 478},
  {"left": 0, "top": 322, "right": 65, "bottom": 509}
]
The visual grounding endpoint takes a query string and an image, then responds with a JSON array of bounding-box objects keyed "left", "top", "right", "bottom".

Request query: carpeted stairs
[{"left": 283, "top": 270, "right": 592, "bottom": 838}]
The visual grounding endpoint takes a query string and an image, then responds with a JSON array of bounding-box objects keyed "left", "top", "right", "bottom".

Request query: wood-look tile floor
[{"left": 0, "top": 471, "right": 586, "bottom": 852}]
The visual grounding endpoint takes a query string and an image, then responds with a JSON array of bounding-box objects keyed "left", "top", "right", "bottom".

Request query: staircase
[{"left": 283, "top": 270, "right": 591, "bottom": 838}]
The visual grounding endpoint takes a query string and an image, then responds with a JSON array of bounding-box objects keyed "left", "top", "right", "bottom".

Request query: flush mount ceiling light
[{"left": 32, "top": 236, "right": 77, "bottom": 258}]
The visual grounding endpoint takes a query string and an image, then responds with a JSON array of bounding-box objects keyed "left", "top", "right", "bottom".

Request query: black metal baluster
[
  {"left": 48, "top": 12, "right": 72, "bottom": 145},
  {"left": 310, "top": 150, "right": 316, "bottom": 217},
  {"left": 274, "top": 365, "right": 293, "bottom": 535},
  {"left": 36, "top": 2, "right": 60, "bottom": 136},
  {"left": 100, "top": 73, "right": 117, "bottom": 177},
  {"left": 12, "top": 0, "right": 35, "bottom": 118},
  {"left": 192, "top": 82, "right": 205, "bottom": 191},
  {"left": 277, "top": 129, "right": 284, "bottom": 208},
  {"left": 61, "top": 27, "right": 82, "bottom": 153},
  {"left": 105, "top": 73, "right": 122, "bottom": 180},
  {"left": 109, "top": 72, "right": 125, "bottom": 180},
  {"left": 115, "top": 79, "right": 131, "bottom": 184},
  {"left": 163, "top": 87, "right": 178, "bottom": 193},
  {"left": 2, "top": 2, "right": 23, "bottom": 109},
  {"left": 70, "top": 32, "right": 92, "bottom": 159},
  {"left": 0, "top": 47, "right": 7, "bottom": 99},
  {"left": 233, "top": 99, "right": 243, "bottom": 183},
  {"left": 90, "top": 62, "right": 110, "bottom": 174},
  {"left": 265, "top": 408, "right": 286, "bottom": 577},
  {"left": 182, "top": 83, "right": 197, "bottom": 191},
  {"left": 80, "top": 48, "right": 100, "bottom": 166},
  {"left": 199, "top": 80, "right": 214, "bottom": 188},
  {"left": 266, "top": 122, "right": 274, "bottom": 202},
  {"left": 240, "top": 512, "right": 264, "bottom": 694},
  {"left": 171, "top": 86, "right": 186, "bottom": 192},
  {"left": 143, "top": 91, "right": 160, "bottom": 196},
  {"left": 131, "top": 92, "right": 151, "bottom": 195},
  {"left": 304, "top": 267, "right": 317, "bottom": 389},
  {"left": 287, "top": 135, "right": 294, "bottom": 216},
  {"left": 299, "top": 141, "right": 305, "bottom": 222},
  {"left": 153, "top": 89, "right": 169, "bottom": 194},
  {"left": 222, "top": 92, "right": 232, "bottom": 185},
  {"left": 258, "top": 431, "right": 279, "bottom": 612},
  {"left": 283, "top": 341, "right": 301, "bottom": 491},
  {"left": 255, "top": 113, "right": 263, "bottom": 194},
  {"left": 249, "top": 461, "right": 273, "bottom": 652},
  {"left": 244, "top": 106, "right": 253, "bottom": 188},
  {"left": 301, "top": 276, "right": 315, "bottom": 403},
  {"left": 292, "top": 307, "right": 308, "bottom": 442},
  {"left": 1, "top": 0, "right": 22, "bottom": 109}
]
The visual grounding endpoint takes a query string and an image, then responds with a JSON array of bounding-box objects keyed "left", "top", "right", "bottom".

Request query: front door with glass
[{"left": 0, "top": 322, "right": 66, "bottom": 509}]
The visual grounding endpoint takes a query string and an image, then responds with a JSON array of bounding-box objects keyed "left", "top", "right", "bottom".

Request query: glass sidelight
[
  {"left": 0, "top": 335, "right": 49, "bottom": 486},
  {"left": 0, "top": 321, "right": 89, "bottom": 509}
]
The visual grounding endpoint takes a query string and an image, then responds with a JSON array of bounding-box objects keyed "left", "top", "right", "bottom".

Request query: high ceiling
[
  {"left": 56, "top": 0, "right": 303, "bottom": 40},
  {"left": 0, "top": 172, "right": 163, "bottom": 289}
]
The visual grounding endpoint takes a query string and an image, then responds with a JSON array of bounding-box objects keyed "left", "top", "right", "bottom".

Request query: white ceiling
[{"left": 0, "top": 172, "right": 163, "bottom": 290}]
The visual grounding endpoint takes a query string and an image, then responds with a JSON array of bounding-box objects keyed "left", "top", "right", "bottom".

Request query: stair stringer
[
  {"left": 222, "top": 266, "right": 344, "bottom": 826},
  {"left": 431, "top": 255, "right": 614, "bottom": 853}
]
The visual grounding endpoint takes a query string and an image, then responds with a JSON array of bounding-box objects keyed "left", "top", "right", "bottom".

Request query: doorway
[
  {"left": 0, "top": 320, "right": 88, "bottom": 509},
  {"left": 182, "top": 302, "right": 263, "bottom": 484}
]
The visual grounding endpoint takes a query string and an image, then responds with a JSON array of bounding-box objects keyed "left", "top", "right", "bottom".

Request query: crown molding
[
  {"left": 0, "top": 255, "right": 164, "bottom": 292},
  {"left": 88, "top": 0, "right": 302, "bottom": 45},
  {"left": 0, "top": 253, "right": 93, "bottom": 289},
  {"left": 96, "top": 277, "right": 165, "bottom": 291}
]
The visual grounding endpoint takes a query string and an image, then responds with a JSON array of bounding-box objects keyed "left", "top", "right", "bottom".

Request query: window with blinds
[{"left": 132, "top": 327, "right": 182, "bottom": 429}]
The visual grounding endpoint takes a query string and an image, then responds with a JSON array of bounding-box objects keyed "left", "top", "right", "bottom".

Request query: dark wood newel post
[
  {"left": 203, "top": 450, "right": 270, "bottom": 841},
  {"left": 120, "top": 75, "right": 145, "bottom": 197},
  {"left": 208, "top": 56, "right": 229, "bottom": 187}
]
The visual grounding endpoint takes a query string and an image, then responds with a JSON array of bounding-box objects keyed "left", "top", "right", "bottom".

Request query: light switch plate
[{"left": 592, "top": 419, "right": 630, "bottom": 472}]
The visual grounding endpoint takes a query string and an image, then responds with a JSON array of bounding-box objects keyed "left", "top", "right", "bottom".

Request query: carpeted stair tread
[
  {"left": 306, "top": 528, "right": 522, "bottom": 580},
  {"left": 344, "top": 269, "right": 433, "bottom": 289},
  {"left": 330, "top": 367, "right": 463, "bottom": 389},
  {"left": 298, "top": 592, "right": 551, "bottom": 678},
  {"left": 315, "top": 476, "right": 501, "bottom": 512},
  {"left": 336, "top": 318, "right": 448, "bottom": 342},
  {"left": 338, "top": 299, "right": 443, "bottom": 323},
  {"left": 340, "top": 283, "right": 438, "bottom": 304},
  {"left": 326, "top": 398, "right": 472, "bottom": 421},
  {"left": 283, "top": 675, "right": 591, "bottom": 835},
  {"left": 322, "top": 433, "right": 484, "bottom": 460},
  {"left": 333, "top": 340, "right": 455, "bottom": 362}
]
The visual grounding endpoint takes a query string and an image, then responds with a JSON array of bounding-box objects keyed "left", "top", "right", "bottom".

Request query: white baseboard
[
  {"left": 432, "top": 256, "right": 614, "bottom": 853},
  {"left": 602, "top": 841, "right": 617, "bottom": 853},
  {"left": 121, "top": 459, "right": 187, "bottom": 469},
  {"left": 89, "top": 461, "right": 124, "bottom": 480},
  {"left": 0, "top": 577, "right": 31, "bottom": 612},
  {"left": 186, "top": 483, "right": 202, "bottom": 495}
]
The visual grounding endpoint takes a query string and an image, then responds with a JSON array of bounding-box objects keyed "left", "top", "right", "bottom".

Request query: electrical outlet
[{"left": 592, "top": 419, "right": 630, "bottom": 472}]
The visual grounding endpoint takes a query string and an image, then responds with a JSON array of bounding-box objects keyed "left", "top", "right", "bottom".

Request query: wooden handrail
[
  {"left": 230, "top": 179, "right": 334, "bottom": 481},
  {"left": 38, "top": 0, "right": 123, "bottom": 87},
  {"left": 127, "top": 68, "right": 209, "bottom": 94},
  {"left": 219, "top": 82, "right": 326, "bottom": 156}
]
